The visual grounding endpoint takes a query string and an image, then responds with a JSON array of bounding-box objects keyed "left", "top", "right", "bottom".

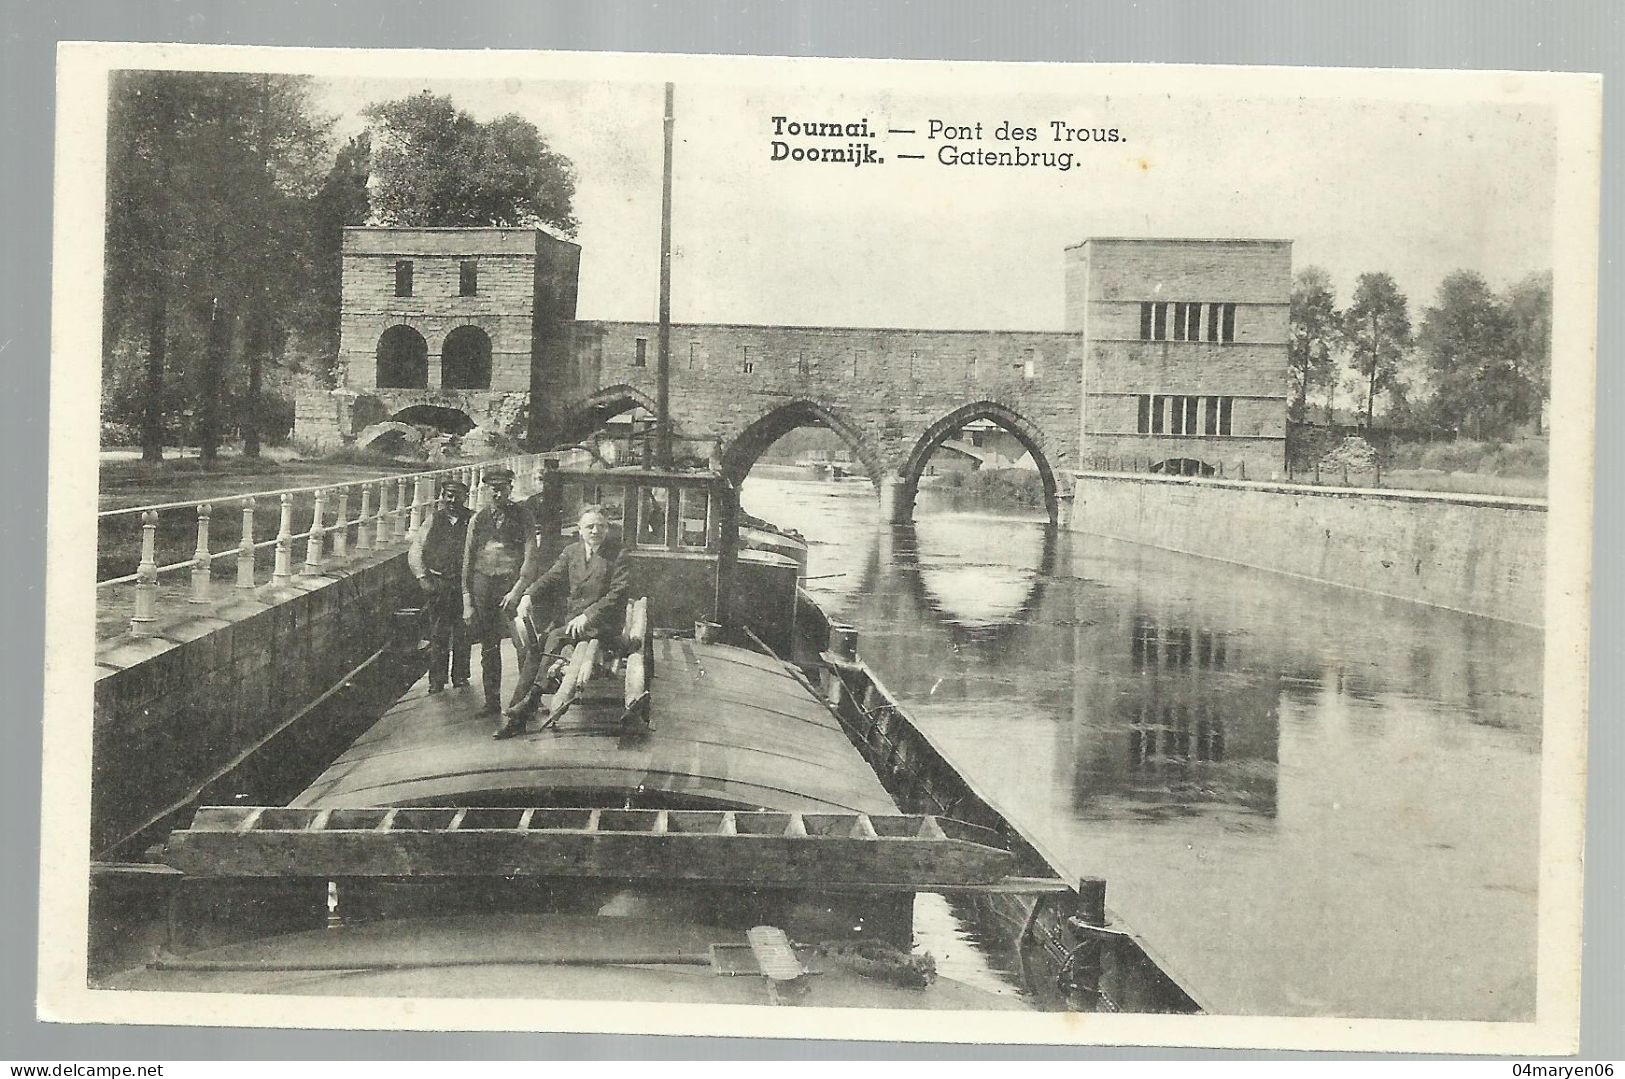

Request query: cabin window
[
  {"left": 592, "top": 484, "right": 626, "bottom": 528},
  {"left": 637, "top": 487, "right": 671, "bottom": 547},
  {"left": 678, "top": 488, "right": 710, "bottom": 548}
]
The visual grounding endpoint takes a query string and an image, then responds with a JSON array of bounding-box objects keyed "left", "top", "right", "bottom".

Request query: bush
[
  {"left": 1320, "top": 436, "right": 1379, "bottom": 472},
  {"left": 100, "top": 421, "right": 141, "bottom": 447},
  {"left": 1390, "top": 437, "right": 1548, "bottom": 478}
]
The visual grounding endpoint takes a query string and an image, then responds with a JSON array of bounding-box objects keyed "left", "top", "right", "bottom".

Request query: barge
[{"left": 96, "top": 463, "right": 1197, "bottom": 1014}]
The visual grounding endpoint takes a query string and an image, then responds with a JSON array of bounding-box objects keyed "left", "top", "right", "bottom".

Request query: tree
[
  {"left": 364, "top": 92, "right": 576, "bottom": 235},
  {"left": 1504, "top": 271, "right": 1552, "bottom": 435},
  {"left": 1419, "top": 270, "right": 1534, "bottom": 441},
  {"left": 1342, "top": 273, "right": 1413, "bottom": 429},
  {"left": 104, "top": 71, "right": 335, "bottom": 463},
  {"left": 303, "top": 133, "right": 373, "bottom": 384},
  {"left": 1288, "top": 267, "right": 1340, "bottom": 423}
]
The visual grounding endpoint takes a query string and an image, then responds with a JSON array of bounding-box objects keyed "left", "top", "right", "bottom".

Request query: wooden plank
[{"left": 164, "top": 822, "right": 1016, "bottom": 886}]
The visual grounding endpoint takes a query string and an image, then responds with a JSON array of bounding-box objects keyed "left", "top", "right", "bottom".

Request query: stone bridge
[{"left": 548, "top": 321, "right": 1083, "bottom": 523}]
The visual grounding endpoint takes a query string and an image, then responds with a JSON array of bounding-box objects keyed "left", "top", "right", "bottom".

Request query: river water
[{"left": 740, "top": 472, "right": 1543, "bottom": 1021}]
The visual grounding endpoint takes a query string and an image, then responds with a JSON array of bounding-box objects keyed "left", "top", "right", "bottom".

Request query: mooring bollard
[
  {"left": 273, "top": 493, "right": 294, "bottom": 584},
  {"left": 236, "top": 497, "right": 256, "bottom": 589},
  {"left": 829, "top": 622, "right": 859, "bottom": 661},
  {"left": 130, "top": 509, "right": 159, "bottom": 637},
  {"left": 189, "top": 503, "right": 212, "bottom": 604},
  {"left": 303, "top": 486, "right": 327, "bottom": 575},
  {"left": 333, "top": 486, "right": 350, "bottom": 560}
]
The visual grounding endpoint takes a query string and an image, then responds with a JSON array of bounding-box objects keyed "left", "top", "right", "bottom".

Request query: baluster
[
  {"left": 393, "top": 478, "right": 409, "bottom": 543},
  {"left": 355, "top": 483, "right": 372, "bottom": 553},
  {"left": 236, "top": 497, "right": 256, "bottom": 589},
  {"left": 189, "top": 503, "right": 213, "bottom": 604},
  {"left": 130, "top": 510, "right": 159, "bottom": 637},
  {"left": 273, "top": 493, "right": 294, "bottom": 583},
  {"left": 372, "top": 481, "right": 390, "bottom": 550},
  {"left": 408, "top": 475, "right": 427, "bottom": 537},
  {"left": 303, "top": 486, "right": 328, "bottom": 575},
  {"left": 333, "top": 486, "right": 351, "bottom": 560}
]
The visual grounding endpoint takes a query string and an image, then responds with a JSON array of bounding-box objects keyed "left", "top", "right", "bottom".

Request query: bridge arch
[
  {"left": 376, "top": 325, "right": 428, "bottom": 389},
  {"left": 898, "top": 401, "right": 1060, "bottom": 524},
  {"left": 719, "top": 399, "right": 885, "bottom": 490},
  {"left": 440, "top": 325, "right": 492, "bottom": 389},
  {"left": 553, "top": 384, "right": 659, "bottom": 448}
]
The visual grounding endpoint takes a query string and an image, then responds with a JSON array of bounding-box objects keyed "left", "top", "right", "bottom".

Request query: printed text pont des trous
[{"left": 768, "top": 116, "right": 1123, "bottom": 172}]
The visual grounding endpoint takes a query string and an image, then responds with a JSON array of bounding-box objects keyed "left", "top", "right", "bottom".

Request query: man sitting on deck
[{"left": 496, "top": 505, "right": 630, "bottom": 738}]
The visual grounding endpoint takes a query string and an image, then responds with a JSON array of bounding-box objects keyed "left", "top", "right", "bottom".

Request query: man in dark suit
[{"left": 496, "top": 505, "right": 630, "bottom": 737}]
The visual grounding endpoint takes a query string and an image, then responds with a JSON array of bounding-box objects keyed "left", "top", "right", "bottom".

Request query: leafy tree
[
  {"left": 1419, "top": 270, "right": 1536, "bottom": 441},
  {"left": 303, "top": 133, "right": 373, "bottom": 385},
  {"left": 1288, "top": 267, "right": 1340, "bottom": 423},
  {"left": 1342, "top": 273, "right": 1413, "bottom": 429},
  {"left": 364, "top": 92, "right": 576, "bottom": 235},
  {"left": 104, "top": 71, "right": 334, "bottom": 463},
  {"left": 1504, "top": 271, "right": 1552, "bottom": 434}
]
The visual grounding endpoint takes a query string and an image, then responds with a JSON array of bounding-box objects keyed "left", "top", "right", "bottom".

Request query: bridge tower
[{"left": 304, "top": 227, "right": 581, "bottom": 452}]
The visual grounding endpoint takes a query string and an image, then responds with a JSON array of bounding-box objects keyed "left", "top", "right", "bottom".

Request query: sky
[{"left": 313, "top": 65, "right": 1560, "bottom": 331}]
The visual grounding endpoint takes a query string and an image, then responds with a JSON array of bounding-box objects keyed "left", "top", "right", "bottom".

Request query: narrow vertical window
[
  {"left": 1185, "top": 396, "right": 1199, "bottom": 433},
  {"left": 1222, "top": 303, "right": 1237, "bottom": 342},
  {"left": 689, "top": 341, "right": 699, "bottom": 369},
  {"left": 1137, "top": 395, "right": 1151, "bottom": 434},
  {"left": 1219, "top": 396, "right": 1233, "bottom": 435},
  {"left": 633, "top": 338, "right": 647, "bottom": 367},
  {"left": 1152, "top": 302, "right": 1167, "bottom": 341},
  {"left": 1023, "top": 348, "right": 1036, "bottom": 379},
  {"left": 1173, "top": 303, "right": 1188, "bottom": 341},
  {"left": 910, "top": 349, "right": 920, "bottom": 378},
  {"left": 1208, "top": 302, "right": 1221, "bottom": 342},
  {"left": 394, "top": 260, "right": 414, "bottom": 297},
  {"left": 1204, "top": 395, "right": 1219, "bottom": 434},
  {"left": 798, "top": 350, "right": 809, "bottom": 376},
  {"left": 852, "top": 349, "right": 864, "bottom": 378},
  {"left": 742, "top": 346, "right": 754, "bottom": 374},
  {"left": 1151, "top": 394, "right": 1165, "bottom": 434},
  {"left": 1168, "top": 395, "right": 1183, "bottom": 435},
  {"left": 1140, "top": 302, "right": 1154, "bottom": 340},
  {"left": 459, "top": 259, "right": 478, "bottom": 296}
]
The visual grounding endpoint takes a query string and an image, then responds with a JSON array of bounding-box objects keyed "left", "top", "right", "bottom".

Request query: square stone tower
[
  {"left": 326, "top": 227, "right": 580, "bottom": 448},
  {"left": 1066, "top": 238, "right": 1291, "bottom": 478}
]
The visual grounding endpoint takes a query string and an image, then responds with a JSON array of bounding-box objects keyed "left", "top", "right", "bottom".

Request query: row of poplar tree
[
  {"left": 1288, "top": 266, "right": 1552, "bottom": 442},
  {"left": 103, "top": 71, "right": 579, "bottom": 464}
]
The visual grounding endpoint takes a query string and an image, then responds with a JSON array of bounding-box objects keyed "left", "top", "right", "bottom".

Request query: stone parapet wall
[
  {"left": 1068, "top": 471, "right": 1545, "bottom": 626},
  {"left": 91, "top": 549, "right": 417, "bottom": 854}
]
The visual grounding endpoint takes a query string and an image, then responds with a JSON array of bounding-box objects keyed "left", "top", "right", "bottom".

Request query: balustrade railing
[{"left": 97, "top": 454, "right": 551, "bottom": 639}]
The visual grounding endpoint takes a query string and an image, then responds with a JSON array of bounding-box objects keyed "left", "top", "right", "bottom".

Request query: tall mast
[{"left": 656, "top": 82, "right": 675, "bottom": 467}]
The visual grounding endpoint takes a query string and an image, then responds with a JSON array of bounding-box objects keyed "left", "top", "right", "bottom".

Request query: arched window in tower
[
  {"left": 375, "top": 325, "right": 428, "bottom": 389},
  {"left": 441, "top": 325, "right": 493, "bottom": 390}
]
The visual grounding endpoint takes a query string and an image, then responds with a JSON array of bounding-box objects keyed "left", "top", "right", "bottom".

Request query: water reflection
[{"left": 740, "top": 475, "right": 1543, "bottom": 1021}]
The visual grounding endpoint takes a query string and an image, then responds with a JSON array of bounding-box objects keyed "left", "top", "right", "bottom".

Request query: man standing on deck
[
  {"left": 497, "top": 505, "right": 630, "bottom": 737},
  {"left": 408, "top": 478, "right": 472, "bottom": 695},
  {"left": 461, "top": 467, "right": 537, "bottom": 719}
]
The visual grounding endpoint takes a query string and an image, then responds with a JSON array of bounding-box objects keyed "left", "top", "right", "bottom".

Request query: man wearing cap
[
  {"left": 408, "top": 478, "right": 473, "bottom": 694},
  {"left": 461, "top": 467, "right": 538, "bottom": 716}
]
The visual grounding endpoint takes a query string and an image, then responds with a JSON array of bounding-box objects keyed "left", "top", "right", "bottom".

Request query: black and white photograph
[{"left": 39, "top": 43, "right": 1599, "bottom": 1052}]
